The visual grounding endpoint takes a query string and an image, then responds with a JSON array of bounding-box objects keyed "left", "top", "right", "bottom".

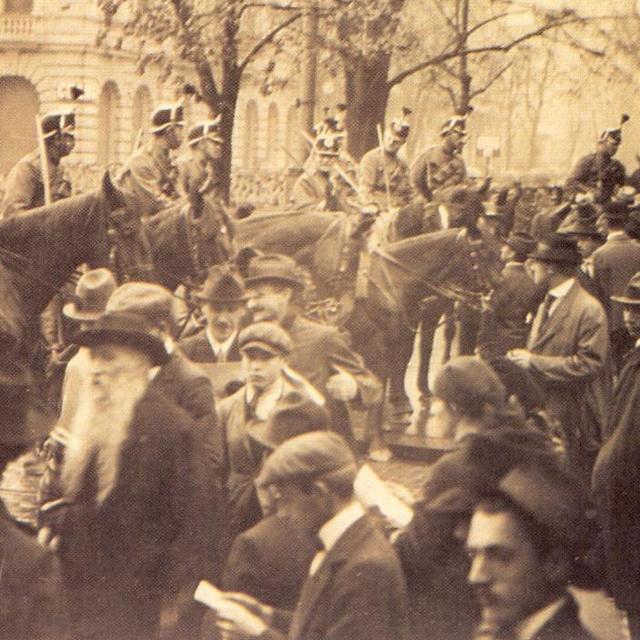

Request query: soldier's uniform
[
  {"left": 359, "top": 110, "right": 413, "bottom": 210},
  {"left": 566, "top": 121, "right": 627, "bottom": 203},
  {"left": 410, "top": 115, "right": 468, "bottom": 202},
  {"left": 117, "top": 103, "right": 183, "bottom": 216},
  {"left": 1, "top": 111, "right": 75, "bottom": 217}
]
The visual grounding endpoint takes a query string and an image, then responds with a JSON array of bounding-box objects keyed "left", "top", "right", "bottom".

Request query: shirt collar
[
  {"left": 515, "top": 596, "right": 567, "bottom": 640},
  {"left": 206, "top": 328, "right": 237, "bottom": 360},
  {"left": 438, "top": 204, "right": 450, "bottom": 230},
  {"left": 317, "top": 500, "right": 365, "bottom": 554},
  {"left": 607, "top": 230, "right": 628, "bottom": 241},
  {"left": 548, "top": 277, "right": 575, "bottom": 299},
  {"left": 246, "top": 377, "right": 284, "bottom": 421}
]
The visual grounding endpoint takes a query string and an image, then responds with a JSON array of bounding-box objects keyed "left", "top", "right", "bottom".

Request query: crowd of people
[{"left": 2, "top": 98, "right": 640, "bottom": 640}]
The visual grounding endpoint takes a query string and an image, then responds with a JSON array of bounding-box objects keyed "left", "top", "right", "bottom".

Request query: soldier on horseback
[
  {"left": 1, "top": 111, "right": 76, "bottom": 218},
  {"left": 566, "top": 115, "right": 629, "bottom": 204},
  {"left": 410, "top": 114, "right": 468, "bottom": 202},
  {"left": 117, "top": 102, "right": 184, "bottom": 217}
]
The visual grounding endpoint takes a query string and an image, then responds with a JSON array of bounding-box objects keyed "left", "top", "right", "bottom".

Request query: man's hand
[
  {"left": 223, "top": 592, "right": 274, "bottom": 623},
  {"left": 37, "top": 526, "right": 61, "bottom": 552},
  {"left": 327, "top": 369, "right": 358, "bottom": 401},
  {"left": 506, "top": 349, "right": 532, "bottom": 369},
  {"left": 215, "top": 598, "right": 269, "bottom": 638}
]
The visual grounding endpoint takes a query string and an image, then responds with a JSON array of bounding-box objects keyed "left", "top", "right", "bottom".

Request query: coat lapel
[{"left": 529, "top": 282, "right": 578, "bottom": 351}]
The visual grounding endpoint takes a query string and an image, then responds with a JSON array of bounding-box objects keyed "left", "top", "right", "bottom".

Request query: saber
[{"left": 376, "top": 124, "right": 393, "bottom": 212}]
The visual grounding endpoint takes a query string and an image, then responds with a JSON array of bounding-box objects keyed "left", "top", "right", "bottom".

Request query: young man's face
[
  {"left": 500, "top": 244, "right": 516, "bottom": 264},
  {"left": 528, "top": 260, "right": 552, "bottom": 287},
  {"left": 241, "top": 349, "right": 285, "bottom": 390},
  {"left": 623, "top": 306, "right": 640, "bottom": 339},
  {"left": 203, "top": 301, "right": 245, "bottom": 342},
  {"left": 426, "top": 397, "right": 459, "bottom": 440},
  {"left": 247, "top": 282, "right": 293, "bottom": 324},
  {"left": 467, "top": 508, "right": 553, "bottom": 631},
  {"left": 602, "top": 136, "right": 620, "bottom": 157}
]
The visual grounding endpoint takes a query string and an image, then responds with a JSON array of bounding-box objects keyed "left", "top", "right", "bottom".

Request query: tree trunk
[{"left": 342, "top": 51, "right": 392, "bottom": 161}]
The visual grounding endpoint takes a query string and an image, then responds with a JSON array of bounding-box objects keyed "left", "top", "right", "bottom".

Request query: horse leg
[
  {"left": 458, "top": 307, "right": 481, "bottom": 356},
  {"left": 386, "top": 322, "right": 414, "bottom": 428}
]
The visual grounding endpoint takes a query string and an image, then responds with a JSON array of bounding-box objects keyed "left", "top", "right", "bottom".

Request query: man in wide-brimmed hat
[
  {"left": 468, "top": 463, "right": 601, "bottom": 640},
  {"left": 181, "top": 265, "right": 248, "bottom": 364},
  {"left": 594, "top": 271, "right": 640, "bottom": 639},
  {"left": 591, "top": 200, "right": 640, "bottom": 370},
  {"left": 507, "top": 233, "right": 610, "bottom": 481},
  {"left": 41, "top": 310, "right": 191, "bottom": 640}
]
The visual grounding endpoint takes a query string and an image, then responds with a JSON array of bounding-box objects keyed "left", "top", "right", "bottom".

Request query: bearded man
[{"left": 41, "top": 312, "right": 191, "bottom": 640}]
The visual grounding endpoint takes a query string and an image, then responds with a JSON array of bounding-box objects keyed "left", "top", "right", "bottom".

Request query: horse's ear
[
  {"left": 235, "top": 246, "right": 261, "bottom": 277},
  {"left": 102, "top": 171, "right": 126, "bottom": 210},
  {"left": 189, "top": 188, "right": 204, "bottom": 220}
]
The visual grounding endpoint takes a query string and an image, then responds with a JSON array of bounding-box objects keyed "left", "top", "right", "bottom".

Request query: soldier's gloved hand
[{"left": 327, "top": 369, "right": 358, "bottom": 401}]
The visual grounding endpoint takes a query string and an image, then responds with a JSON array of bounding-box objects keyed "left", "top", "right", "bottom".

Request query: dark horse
[{"left": 0, "top": 172, "right": 225, "bottom": 444}]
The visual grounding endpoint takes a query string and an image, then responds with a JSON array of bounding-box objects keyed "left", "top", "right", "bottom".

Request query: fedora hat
[
  {"left": 195, "top": 266, "right": 247, "bottom": 304},
  {"left": 75, "top": 311, "right": 169, "bottom": 366},
  {"left": 611, "top": 272, "right": 640, "bottom": 306},
  {"left": 528, "top": 233, "right": 582, "bottom": 266},
  {"left": 245, "top": 254, "right": 304, "bottom": 289},
  {"left": 248, "top": 391, "right": 329, "bottom": 450},
  {"left": 239, "top": 322, "right": 292, "bottom": 357},
  {"left": 63, "top": 268, "right": 117, "bottom": 321},
  {"left": 504, "top": 231, "right": 536, "bottom": 257}
]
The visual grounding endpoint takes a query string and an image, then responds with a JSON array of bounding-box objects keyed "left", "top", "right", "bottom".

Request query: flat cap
[
  {"left": 245, "top": 254, "right": 304, "bottom": 289},
  {"left": 239, "top": 321, "right": 292, "bottom": 357},
  {"left": 257, "top": 431, "right": 357, "bottom": 488},
  {"left": 106, "top": 282, "right": 175, "bottom": 328}
]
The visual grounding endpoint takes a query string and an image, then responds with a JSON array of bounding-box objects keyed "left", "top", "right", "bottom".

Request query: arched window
[
  {"left": 0, "top": 75, "right": 38, "bottom": 176},
  {"left": 131, "top": 85, "right": 151, "bottom": 151},
  {"left": 266, "top": 102, "right": 279, "bottom": 166},
  {"left": 97, "top": 81, "right": 120, "bottom": 167},
  {"left": 243, "top": 100, "right": 258, "bottom": 171}
]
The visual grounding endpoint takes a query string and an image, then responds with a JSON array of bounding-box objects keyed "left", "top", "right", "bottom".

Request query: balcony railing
[{"left": 0, "top": 13, "right": 35, "bottom": 36}]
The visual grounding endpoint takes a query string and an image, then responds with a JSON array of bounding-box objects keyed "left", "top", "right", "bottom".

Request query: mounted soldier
[
  {"left": 117, "top": 102, "right": 184, "bottom": 217},
  {"left": 566, "top": 115, "right": 629, "bottom": 204},
  {"left": 359, "top": 108, "right": 414, "bottom": 211},
  {"left": 1, "top": 110, "right": 75, "bottom": 218},
  {"left": 410, "top": 114, "right": 469, "bottom": 203}
]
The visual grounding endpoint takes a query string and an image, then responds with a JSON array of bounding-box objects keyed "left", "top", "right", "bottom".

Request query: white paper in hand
[
  {"left": 194, "top": 580, "right": 226, "bottom": 612},
  {"left": 354, "top": 464, "right": 414, "bottom": 528}
]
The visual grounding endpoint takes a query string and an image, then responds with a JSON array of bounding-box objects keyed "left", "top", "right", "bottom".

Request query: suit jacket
[
  {"left": 592, "top": 234, "right": 640, "bottom": 332},
  {"left": 527, "top": 281, "right": 610, "bottom": 454},
  {"left": 263, "top": 515, "right": 410, "bottom": 640},
  {"left": 180, "top": 329, "right": 241, "bottom": 364},
  {"left": 223, "top": 512, "right": 316, "bottom": 610},
  {"left": 283, "top": 314, "right": 381, "bottom": 444},
  {"left": 57, "top": 391, "right": 190, "bottom": 640},
  {"left": 593, "top": 346, "right": 640, "bottom": 612},
  {"left": 517, "top": 596, "right": 593, "bottom": 640}
]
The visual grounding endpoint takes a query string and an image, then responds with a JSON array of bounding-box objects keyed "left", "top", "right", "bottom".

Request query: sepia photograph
[{"left": 0, "top": 0, "right": 638, "bottom": 638}]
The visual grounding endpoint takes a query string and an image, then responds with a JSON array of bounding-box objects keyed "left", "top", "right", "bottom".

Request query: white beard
[{"left": 61, "top": 367, "right": 149, "bottom": 505}]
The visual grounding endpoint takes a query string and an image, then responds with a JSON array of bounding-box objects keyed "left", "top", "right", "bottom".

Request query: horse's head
[{"left": 101, "top": 171, "right": 155, "bottom": 281}]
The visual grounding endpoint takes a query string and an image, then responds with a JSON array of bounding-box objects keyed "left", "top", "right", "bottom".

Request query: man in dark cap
[
  {"left": 478, "top": 231, "right": 543, "bottom": 359},
  {"left": 591, "top": 200, "right": 640, "bottom": 370},
  {"left": 245, "top": 253, "right": 382, "bottom": 447},
  {"left": 117, "top": 102, "right": 184, "bottom": 216},
  {"left": 1, "top": 110, "right": 75, "bottom": 217},
  {"left": 468, "top": 464, "right": 600, "bottom": 640},
  {"left": 359, "top": 111, "right": 413, "bottom": 210},
  {"left": 211, "top": 431, "right": 410, "bottom": 640},
  {"left": 218, "top": 321, "right": 326, "bottom": 539},
  {"left": 395, "top": 356, "right": 559, "bottom": 640},
  {"left": 177, "top": 117, "right": 224, "bottom": 201},
  {"left": 507, "top": 233, "right": 610, "bottom": 481},
  {"left": 566, "top": 124, "right": 627, "bottom": 204},
  {"left": 181, "top": 265, "right": 247, "bottom": 364},
  {"left": 593, "top": 272, "right": 640, "bottom": 639},
  {"left": 40, "top": 311, "right": 190, "bottom": 640},
  {"left": 410, "top": 115, "right": 468, "bottom": 202}
]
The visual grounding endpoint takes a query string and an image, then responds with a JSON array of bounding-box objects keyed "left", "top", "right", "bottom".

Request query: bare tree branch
[
  {"left": 465, "top": 11, "right": 510, "bottom": 38},
  {"left": 468, "top": 61, "right": 512, "bottom": 99},
  {"left": 239, "top": 11, "right": 302, "bottom": 71}
]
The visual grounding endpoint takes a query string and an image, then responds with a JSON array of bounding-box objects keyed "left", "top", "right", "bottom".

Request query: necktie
[
  {"left": 246, "top": 388, "right": 263, "bottom": 420},
  {"left": 538, "top": 293, "right": 555, "bottom": 329}
]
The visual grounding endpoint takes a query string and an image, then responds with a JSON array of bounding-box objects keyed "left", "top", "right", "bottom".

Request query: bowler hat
[
  {"left": 195, "top": 266, "right": 247, "bottom": 304},
  {"left": 106, "top": 282, "right": 175, "bottom": 329},
  {"left": 248, "top": 391, "right": 329, "bottom": 450},
  {"left": 63, "top": 268, "right": 117, "bottom": 321},
  {"left": 245, "top": 254, "right": 304, "bottom": 289},
  {"left": 603, "top": 201, "right": 630, "bottom": 224},
  {"left": 611, "top": 271, "right": 640, "bottom": 305},
  {"left": 497, "top": 464, "right": 601, "bottom": 589},
  {"left": 257, "top": 431, "right": 357, "bottom": 488},
  {"left": 504, "top": 231, "right": 536, "bottom": 258},
  {"left": 75, "top": 311, "right": 169, "bottom": 366},
  {"left": 528, "top": 233, "right": 582, "bottom": 266},
  {"left": 239, "top": 322, "right": 292, "bottom": 357}
]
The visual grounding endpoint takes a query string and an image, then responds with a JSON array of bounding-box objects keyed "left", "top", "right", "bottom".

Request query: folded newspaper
[
  {"left": 354, "top": 464, "right": 414, "bottom": 529},
  {"left": 194, "top": 580, "right": 227, "bottom": 612}
]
